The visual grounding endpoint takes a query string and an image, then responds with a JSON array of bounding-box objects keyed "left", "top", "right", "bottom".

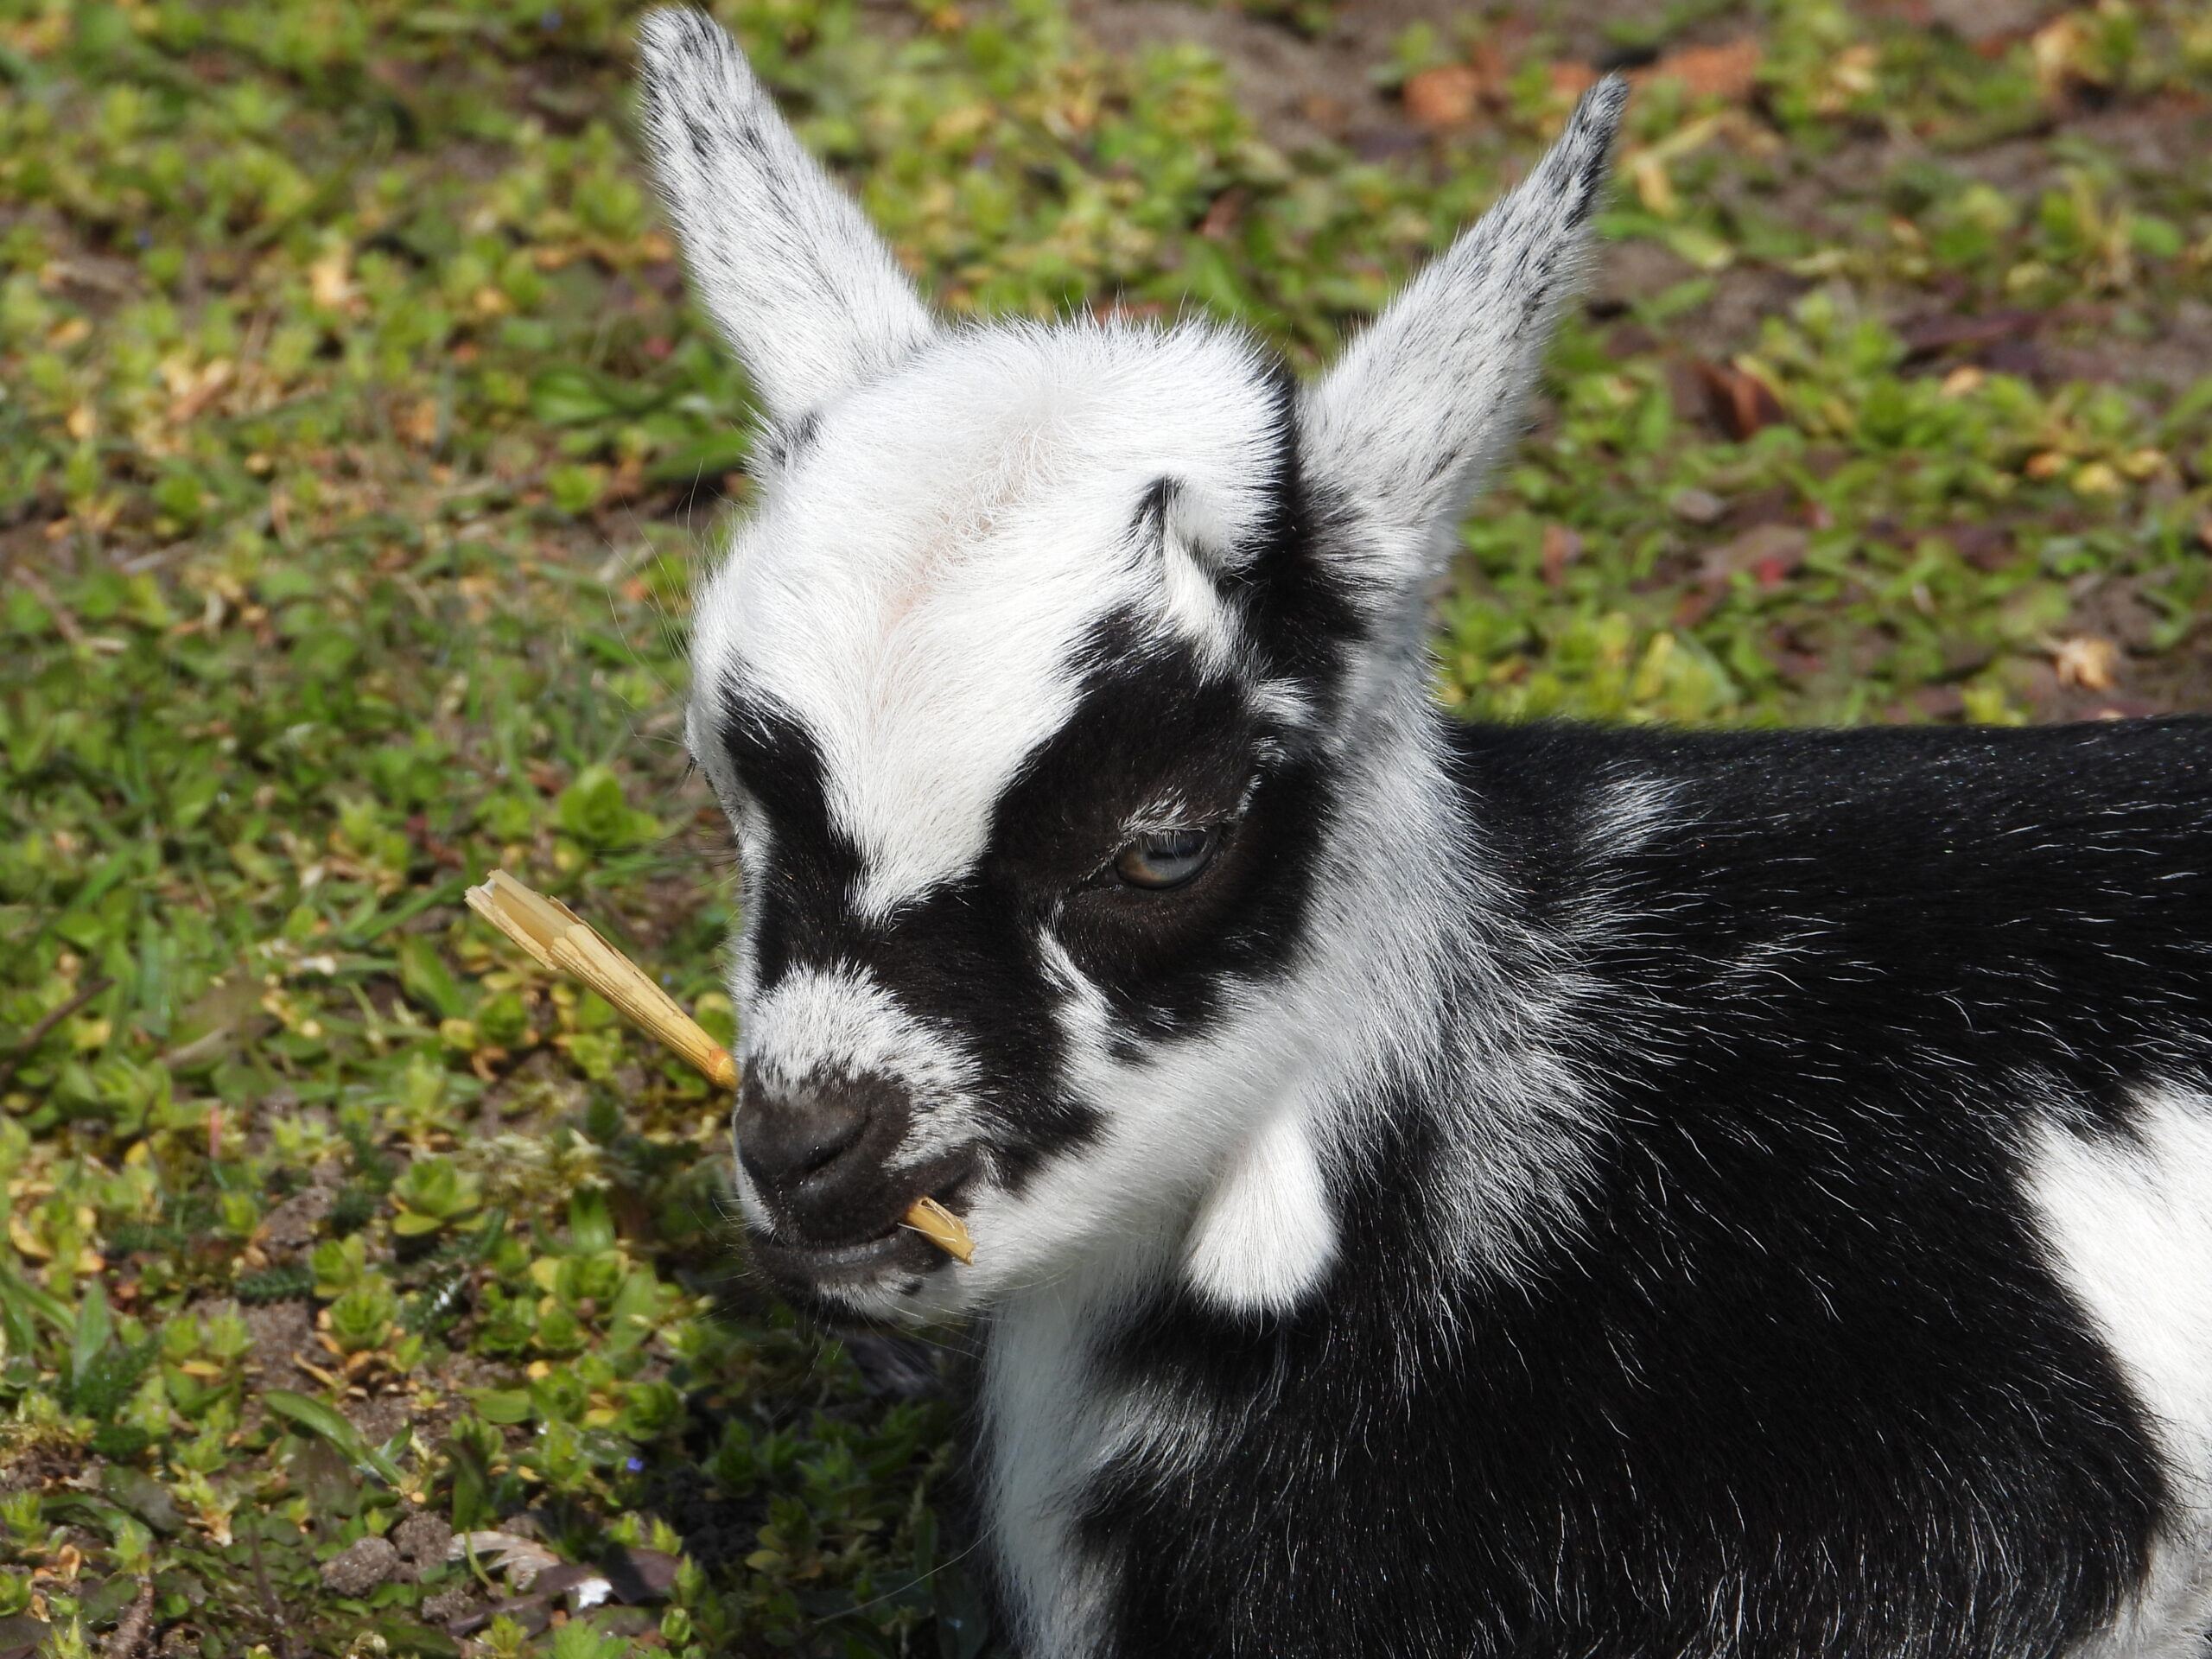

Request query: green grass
[{"left": 2, "top": 0, "right": 2210, "bottom": 1654}]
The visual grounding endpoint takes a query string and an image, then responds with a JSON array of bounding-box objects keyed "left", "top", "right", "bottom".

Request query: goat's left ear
[
  {"left": 1300, "top": 79, "right": 1627, "bottom": 645},
  {"left": 635, "top": 9, "right": 935, "bottom": 423}
]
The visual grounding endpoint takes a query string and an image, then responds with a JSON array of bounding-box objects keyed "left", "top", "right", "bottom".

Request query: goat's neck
[{"left": 1192, "top": 687, "right": 1592, "bottom": 1315}]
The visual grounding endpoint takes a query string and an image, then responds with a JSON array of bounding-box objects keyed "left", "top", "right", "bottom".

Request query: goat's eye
[{"left": 1111, "top": 827, "right": 1217, "bottom": 891}]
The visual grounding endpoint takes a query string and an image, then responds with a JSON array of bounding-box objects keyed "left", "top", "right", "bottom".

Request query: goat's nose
[{"left": 735, "top": 1077, "right": 873, "bottom": 1192}]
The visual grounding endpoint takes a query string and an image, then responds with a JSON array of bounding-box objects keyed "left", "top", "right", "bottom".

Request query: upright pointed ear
[
  {"left": 1301, "top": 79, "right": 1626, "bottom": 645},
  {"left": 635, "top": 10, "right": 935, "bottom": 423}
]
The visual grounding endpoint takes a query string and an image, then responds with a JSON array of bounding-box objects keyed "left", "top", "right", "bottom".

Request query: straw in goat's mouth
[{"left": 465, "top": 868, "right": 976, "bottom": 1266}]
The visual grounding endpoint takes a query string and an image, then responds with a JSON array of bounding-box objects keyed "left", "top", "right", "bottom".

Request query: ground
[{"left": 1, "top": 0, "right": 2209, "bottom": 1656}]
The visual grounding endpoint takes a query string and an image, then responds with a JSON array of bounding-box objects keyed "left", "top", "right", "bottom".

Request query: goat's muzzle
[{"left": 735, "top": 1070, "right": 971, "bottom": 1288}]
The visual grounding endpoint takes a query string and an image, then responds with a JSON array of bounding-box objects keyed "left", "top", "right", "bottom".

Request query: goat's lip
[
  {"left": 749, "top": 1165, "right": 979, "bottom": 1286},
  {"left": 749, "top": 1224, "right": 943, "bottom": 1286}
]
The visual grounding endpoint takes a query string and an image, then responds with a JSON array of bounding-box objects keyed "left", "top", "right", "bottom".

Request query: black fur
[{"left": 1046, "top": 713, "right": 2212, "bottom": 1658}]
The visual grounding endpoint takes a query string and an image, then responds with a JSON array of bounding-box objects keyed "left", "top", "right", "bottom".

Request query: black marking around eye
[
  {"left": 713, "top": 677, "right": 1101, "bottom": 1187},
  {"left": 987, "top": 606, "right": 1332, "bottom": 1049}
]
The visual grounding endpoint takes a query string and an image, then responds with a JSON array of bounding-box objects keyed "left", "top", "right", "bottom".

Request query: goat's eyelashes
[{"left": 1107, "top": 826, "right": 1221, "bottom": 891}]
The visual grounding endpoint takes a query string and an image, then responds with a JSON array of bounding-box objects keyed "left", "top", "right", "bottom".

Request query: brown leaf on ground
[
  {"left": 1690, "top": 359, "right": 1787, "bottom": 440},
  {"left": 2051, "top": 635, "right": 2120, "bottom": 691},
  {"left": 1198, "top": 188, "right": 1247, "bottom": 240},
  {"left": 1643, "top": 38, "right": 1762, "bottom": 101},
  {"left": 1897, "top": 309, "right": 2040, "bottom": 360},
  {"left": 1402, "top": 65, "right": 1485, "bottom": 130},
  {"left": 1541, "top": 524, "right": 1583, "bottom": 588}
]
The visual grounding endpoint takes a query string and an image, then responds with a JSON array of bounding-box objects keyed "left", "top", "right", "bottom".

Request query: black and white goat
[{"left": 637, "top": 11, "right": 2212, "bottom": 1655}]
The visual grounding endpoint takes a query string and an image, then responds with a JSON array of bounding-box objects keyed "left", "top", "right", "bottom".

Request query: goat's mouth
[
  {"left": 747, "top": 1173, "right": 977, "bottom": 1294},
  {"left": 749, "top": 1222, "right": 945, "bottom": 1287}
]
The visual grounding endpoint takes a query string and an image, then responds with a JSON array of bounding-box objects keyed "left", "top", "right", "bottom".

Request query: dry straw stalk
[{"left": 465, "top": 869, "right": 974, "bottom": 1265}]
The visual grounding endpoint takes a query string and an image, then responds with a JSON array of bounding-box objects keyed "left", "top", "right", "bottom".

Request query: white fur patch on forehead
[{"left": 692, "top": 320, "right": 1284, "bottom": 917}]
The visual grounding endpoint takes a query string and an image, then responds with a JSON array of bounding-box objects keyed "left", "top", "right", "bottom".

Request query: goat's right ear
[
  {"left": 1300, "top": 79, "right": 1626, "bottom": 658},
  {"left": 635, "top": 10, "right": 934, "bottom": 423}
]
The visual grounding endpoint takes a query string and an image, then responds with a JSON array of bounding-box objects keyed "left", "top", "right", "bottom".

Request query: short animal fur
[{"left": 636, "top": 12, "right": 2212, "bottom": 1654}]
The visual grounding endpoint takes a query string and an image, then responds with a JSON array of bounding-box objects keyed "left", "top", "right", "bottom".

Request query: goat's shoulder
[
  {"left": 1442, "top": 715, "right": 2212, "bottom": 963},
  {"left": 1444, "top": 712, "right": 2212, "bottom": 845}
]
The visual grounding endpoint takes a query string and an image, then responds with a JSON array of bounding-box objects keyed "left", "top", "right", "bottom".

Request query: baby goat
[{"left": 637, "top": 12, "right": 2212, "bottom": 1655}]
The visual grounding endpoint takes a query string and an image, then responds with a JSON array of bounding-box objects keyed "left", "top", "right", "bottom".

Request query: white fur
[
  {"left": 1182, "top": 1096, "right": 1338, "bottom": 1314},
  {"left": 978, "top": 1270, "right": 1134, "bottom": 1659},
  {"left": 2028, "top": 1087, "right": 2212, "bottom": 1655}
]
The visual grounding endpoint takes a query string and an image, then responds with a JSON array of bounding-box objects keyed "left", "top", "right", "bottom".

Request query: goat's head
[{"left": 637, "top": 9, "right": 1623, "bottom": 1324}]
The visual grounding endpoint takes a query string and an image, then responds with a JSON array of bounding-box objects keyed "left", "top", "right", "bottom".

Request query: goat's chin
[{"left": 748, "top": 1236, "right": 980, "bottom": 1329}]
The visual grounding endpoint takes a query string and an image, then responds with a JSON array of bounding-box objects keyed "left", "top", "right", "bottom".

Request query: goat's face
[
  {"left": 687, "top": 327, "right": 1344, "bottom": 1320},
  {"left": 639, "top": 10, "right": 1623, "bottom": 1323}
]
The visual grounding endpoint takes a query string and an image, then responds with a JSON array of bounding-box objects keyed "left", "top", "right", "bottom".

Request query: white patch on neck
[
  {"left": 1182, "top": 1098, "right": 1337, "bottom": 1314},
  {"left": 2025, "top": 1085, "right": 2212, "bottom": 1656},
  {"left": 978, "top": 1280, "right": 1120, "bottom": 1659}
]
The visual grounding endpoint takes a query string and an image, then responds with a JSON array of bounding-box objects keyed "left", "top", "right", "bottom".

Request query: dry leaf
[
  {"left": 1690, "top": 359, "right": 1786, "bottom": 440},
  {"left": 1402, "top": 65, "right": 1485, "bottom": 130},
  {"left": 2052, "top": 636, "right": 2120, "bottom": 691},
  {"left": 1541, "top": 524, "right": 1582, "bottom": 588},
  {"left": 1645, "top": 38, "right": 1762, "bottom": 101},
  {"left": 449, "top": 1530, "right": 564, "bottom": 1589},
  {"left": 398, "top": 397, "right": 442, "bottom": 448},
  {"left": 308, "top": 250, "right": 354, "bottom": 309}
]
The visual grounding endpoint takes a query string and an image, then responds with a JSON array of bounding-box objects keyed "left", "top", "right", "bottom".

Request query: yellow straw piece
[
  {"left": 466, "top": 869, "right": 735, "bottom": 1088},
  {"left": 903, "top": 1195, "right": 976, "bottom": 1265},
  {"left": 465, "top": 868, "right": 972, "bottom": 1263}
]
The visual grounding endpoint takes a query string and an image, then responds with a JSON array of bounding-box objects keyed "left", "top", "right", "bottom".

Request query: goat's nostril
[{"left": 736, "top": 1084, "right": 873, "bottom": 1189}]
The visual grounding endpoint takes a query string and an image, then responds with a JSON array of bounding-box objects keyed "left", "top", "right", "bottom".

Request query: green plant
[{"left": 390, "top": 1158, "right": 485, "bottom": 1237}]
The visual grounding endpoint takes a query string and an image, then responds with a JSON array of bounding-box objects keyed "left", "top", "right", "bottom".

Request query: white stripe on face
[
  {"left": 690, "top": 323, "right": 1285, "bottom": 920},
  {"left": 740, "top": 963, "right": 983, "bottom": 1169}
]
